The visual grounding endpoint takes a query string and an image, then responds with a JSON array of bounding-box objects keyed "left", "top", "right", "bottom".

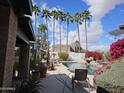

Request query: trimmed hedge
[{"left": 96, "top": 57, "right": 124, "bottom": 93}]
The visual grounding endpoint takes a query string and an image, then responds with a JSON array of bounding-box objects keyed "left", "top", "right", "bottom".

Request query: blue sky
[{"left": 32, "top": 0, "right": 124, "bottom": 51}]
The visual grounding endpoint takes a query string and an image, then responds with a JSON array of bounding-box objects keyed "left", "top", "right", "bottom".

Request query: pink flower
[
  {"left": 110, "top": 38, "right": 124, "bottom": 61},
  {"left": 95, "top": 69, "right": 103, "bottom": 75}
]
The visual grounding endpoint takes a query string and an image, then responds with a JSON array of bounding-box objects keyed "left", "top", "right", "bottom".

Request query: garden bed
[{"left": 96, "top": 57, "right": 124, "bottom": 93}]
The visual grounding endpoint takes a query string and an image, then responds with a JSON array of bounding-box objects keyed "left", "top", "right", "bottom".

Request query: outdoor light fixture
[{"left": 24, "top": 14, "right": 32, "bottom": 19}]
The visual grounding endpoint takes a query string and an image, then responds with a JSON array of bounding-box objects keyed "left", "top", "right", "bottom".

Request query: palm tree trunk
[
  {"left": 42, "top": 32, "right": 46, "bottom": 49},
  {"left": 35, "top": 14, "right": 40, "bottom": 63},
  {"left": 35, "top": 14, "right": 37, "bottom": 33},
  {"left": 41, "top": 32, "right": 43, "bottom": 48},
  {"left": 66, "top": 21, "right": 69, "bottom": 52},
  {"left": 45, "top": 17, "right": 49, "bottom": 65},
  {"left": 34, "top": 14, "right": 37, "bottom": 63},
  {"left": 53, "top": 19, "right": 55, "bottom": 52},
  {"left": 59, "top": 22, "right": 61, "bottom": 52},
  {"left": 77, "top": 23, "right": 81, "bottom": 52},
  {"left": 85, "top": 19, "right": 88, "bottom": 51}
]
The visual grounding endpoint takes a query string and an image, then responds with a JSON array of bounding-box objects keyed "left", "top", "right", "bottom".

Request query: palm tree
[
  {"left": 81, "top": 10, "right": 91, "bottom": 51},
  {"left": 42, "top": 31, "right": 47, "bottom": 50},
  {"left": 33, "top": 5, "right": 40, "bottom": 63},
  {"left": 64, "top": 12, "right": 71, "bottom": 52},
  {"left": 71, "top": 12, "right": 82, "bottom": 52},
  {"left": 33, "top": 5, "right": 40, "bottom": 33},
  {"left": 38, "top": 24, "right": 47, "bottom": 49},
  {"left": 57, "top": 10, "right": 64, "bottom": 52},
  {"left": 41, "top": 9, "right": 51, "bottom": 65},
  {"left": 51, "top": 10, "right": 58, "bottom": 53}
]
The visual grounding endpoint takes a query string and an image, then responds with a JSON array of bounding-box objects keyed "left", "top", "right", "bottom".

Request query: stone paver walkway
[{"left": 39, "top": 63, "right": 96, "bottom": 93}]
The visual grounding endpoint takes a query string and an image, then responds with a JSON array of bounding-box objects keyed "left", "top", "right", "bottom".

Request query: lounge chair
[{"left": 72, "top": 69, "right": 91, "bottom": 92}]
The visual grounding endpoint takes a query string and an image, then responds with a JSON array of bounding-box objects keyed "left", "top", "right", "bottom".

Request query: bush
[
  {"left": 30, "top": 55, "right": 36, "bottom": 69},
  {"left": 58, "top": 52, "right": 69, "bottom": 61},
  {"left": 95, "top": 57, "right": 124, "bottom": 93},
  {"left": 110, "top": 39, "right": 124, "bottom": 61},
  {"left": 103, "top": 51, "right": 110, "bottom": 61},
  {"left": 40, "top": 50, "right": 46, "bottom": 60},
  {"left": 85, "top": 51, "right": 102, "bottom": 60},
  {"left": 13, "top": 78, "right": 43, "bottom": 93}
]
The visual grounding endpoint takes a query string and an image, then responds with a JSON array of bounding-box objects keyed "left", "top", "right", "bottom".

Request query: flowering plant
[
  {"left": 85, "top": 51, "right": 102, "bottom": 60},
  {"left": 95, "top": 69, "right": 103, "bottom": 75},
  {"left": 110, "top": 39, "right": 124, "bottom": 61}
]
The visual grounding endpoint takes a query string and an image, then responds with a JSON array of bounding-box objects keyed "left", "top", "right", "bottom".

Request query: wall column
[
  {"left": 18, "top": 45, "right": 30, "bottom": 79},
  {"left": 0, "top": 4, "right": 17, "bottom": 92}
]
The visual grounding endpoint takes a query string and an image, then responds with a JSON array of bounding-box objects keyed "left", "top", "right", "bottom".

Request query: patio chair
[{"left": 72, "top": 69, "right": 91, "bottom": 92}]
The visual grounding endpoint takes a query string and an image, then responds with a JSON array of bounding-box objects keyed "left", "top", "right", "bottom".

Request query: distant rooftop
[
  {"left": 109, "top": 24, "right": 124, "bottom": 36},
  {"left": 119, "top": 24, "right": 124, "bottom": 29}
]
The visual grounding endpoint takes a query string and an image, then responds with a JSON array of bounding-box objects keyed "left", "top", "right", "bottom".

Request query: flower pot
[
  {"left": 39, "top": 63, "right": 47, "bottom": 78},
  {"left": 32, "top": 70, "right": 40, "bottom": 80}
]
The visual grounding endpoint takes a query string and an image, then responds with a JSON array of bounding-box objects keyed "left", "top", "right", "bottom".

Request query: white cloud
[
  {"left": 85, "top": 0, "right": 124, "bottom": 20},
  {"left": 41, "top": 3, "right": 63, "bottom": 12},
  {"left": 39, "top": 1, "right": 124, "bottom": 51},
  {"left": 32, "top": 0, "right": 37, "bottom": 5},
  {"left": 80, "top": 0, "right": 124, "bottom": 51},
  {"left": 40, "top": 3, "right": 67, "bottom": 45},
  {"left": 90, "top": 44, "right": 110, "bottom": 51}
]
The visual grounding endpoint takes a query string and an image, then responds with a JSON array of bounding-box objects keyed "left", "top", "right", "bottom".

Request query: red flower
[
  {"left": 95, "top": 69, "right": 103, "bottom": 75},
  {"left": 85, "top": 51, "right": 102, "bottom": 60},
  {"left": 110, "top": 38, "right": 124, "bottom": 61}
]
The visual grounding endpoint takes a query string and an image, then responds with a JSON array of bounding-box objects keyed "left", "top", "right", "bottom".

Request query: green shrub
[
  {"left": 104, "top": 51, "right": 110, "bottom": 61},
  {"left": 58, "top": 52, "right": 69, "bottom": 61},
  {"left": 96, "top": 57, "right": 124, "bottom": 93},
  {"left": 30, "top": 56, "right": 36, "bottom": 67},
  {"left": 13, "top": 78, "right": 43, "bottom": 93},
  {"left": 40, "top": 50, "right": 46, "bottom": 60}
]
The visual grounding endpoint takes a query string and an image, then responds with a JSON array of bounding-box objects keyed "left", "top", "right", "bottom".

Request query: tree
[
  {"left": 33, "top": 5, "right": 40, "bottom": 63},
  {"left": 51, "top": 10, "right": 58, "bottom": 52},
  {"left": 38, "top": 24, "right": 47, "bottom": 49},
  {"left": 71, "top": 12, "right": 82, "bottom": 52},
  {"left": 70, "top": 41, "right": 82, "bottom": 52},
  {"left": 81, "top": 10, "right": 92, "bottom": 51},
  {"left": 33, "top": 5, "right": 40, "bottom": 33},
  {"left": 42, "top": 31, "right": 47, "bottom": 50},
  {"left": 41, "top": 9, "right": 51, "bottom": 65},
  {"left": 57, "top": 10, "right": 65, "bottom": 52},
  {"left": 75, "top": 40, "right": 81, "bottom": 52},
  {"left": 64, "top": 12, "right": 71, "bottom": 52}
]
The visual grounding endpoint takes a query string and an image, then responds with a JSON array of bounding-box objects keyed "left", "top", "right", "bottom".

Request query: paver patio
[{"left": 38, "top": 63, "right": 96, "bottom": 93}]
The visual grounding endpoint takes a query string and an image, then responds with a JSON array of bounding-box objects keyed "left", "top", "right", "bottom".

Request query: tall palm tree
[
  {"left": 42, "top": 31, "right": 47, "bottom": 50},
  {"left": 38, "top": 24, "right": 47, "bottom": 49},
  {"left": 33, "top": 5, "right": 40, "bottom": 33},
  {"left": 33, "top": 5, "right": 40, "bottom": 63},
  {"left": 64, "top": 12, "right": 71, "bottom": 52},
  {"left": 71, "top": 12, "right": 82, "bottom": 52},
  {"left": 51, "top": 10, "right": 58, "bottom": 53},
  {"left": 41, "top": 9, "right": 51, "bottom": 65},
  {"left": 81, "top": 10, "right": 92, "bottom": 51},
  {"left": 57, "top": 10, "right": 64, "bottom": 52}
]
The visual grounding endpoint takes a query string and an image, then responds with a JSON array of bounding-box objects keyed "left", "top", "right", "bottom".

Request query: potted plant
[
  {"left": 39, "top": 62, "right": 47, "bottom": 78},
  {"left": 13, "top": 78, "right": 44, "bottom": 93},
  {"left": 31, "top": 64, "right": 40, "bottom": 80}
]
